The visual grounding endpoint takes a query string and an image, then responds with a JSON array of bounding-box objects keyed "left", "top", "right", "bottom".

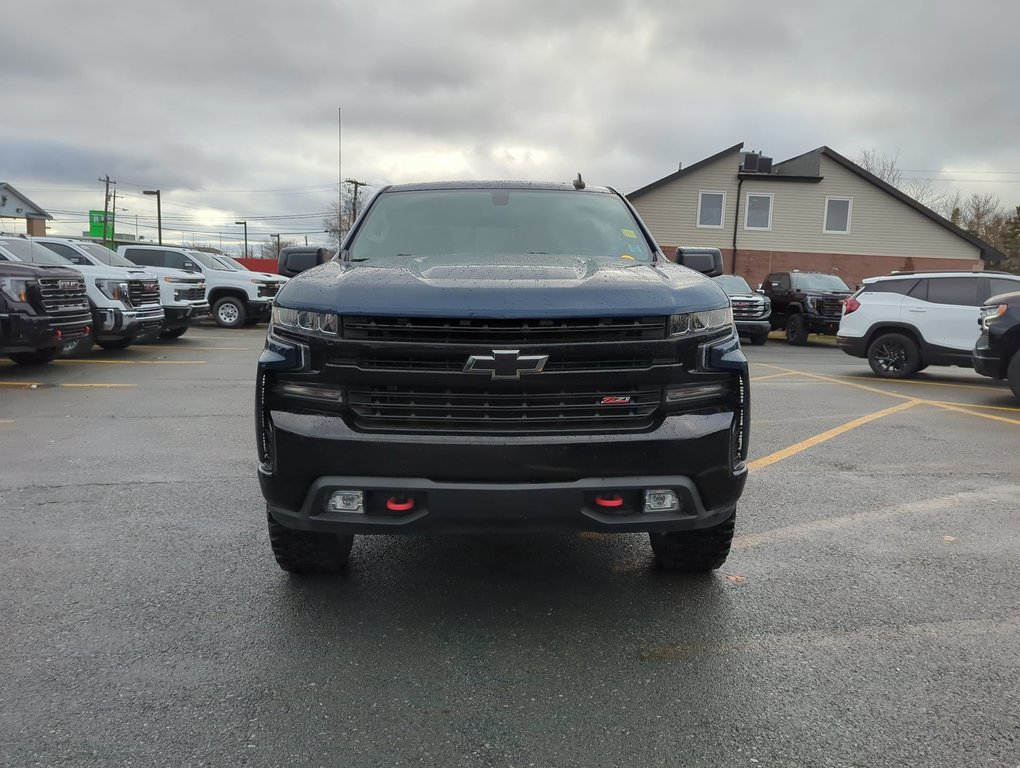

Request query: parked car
[
  {"left": 209, "top": 253, "right": 289, "bottom": 287},
  {"left": 119, "top": 245, "right": 281, "bottom": 328},
  {"left": 0, "top": 236, "right": 163, "bottom": 355},
  {"left": 763, "top": 271, "right": 852, "bottom": 344},
  {"left": 973, "top": 289, "right": 1020, "bottom": 401},
  {"left": 259, "top": 180, "right": 748, "bottom": 575},
  {"left": 36, "top": 237, "right": 209, "bottom": 340},
  {"left": 837, "top": 271, "right": 1020, "bottom": 378},
  {"left": 0, "top": 254, "right": 91, "bottom": 364},
  {"left": 277, "top": 246, "right": 333, "bottom": 277},
  {"left": 712, "top": 274, "right": 771, "bottom": 345}
]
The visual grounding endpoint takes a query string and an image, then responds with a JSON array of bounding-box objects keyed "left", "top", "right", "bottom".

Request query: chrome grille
[
  {"left": 257, "top": 283, "right": 280, "bottom": 298},
  {"left": 128, "top": 279, "right": 160, "bottom": 307},
  {"left": 731, "top": 299, "right": 769, "bottom": 321},
  {"left": 342, "top": 316, "right": 669, "bottom": 343},
  {"left": 37, "top": 277, "right": 88, "bottom": 314}
]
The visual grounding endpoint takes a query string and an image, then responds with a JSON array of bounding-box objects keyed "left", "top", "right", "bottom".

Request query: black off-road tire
[
  {"left": 159, "top": 327, "right": 188, "bottom": 339},
  {"left": 96, "top": 338, "right": 133, "bottom": 351},
  {"left": 8, "top": 347, "right": 59, "bottom": 365},
  {"left": 1007, "top": 352, "right": 1020, "bottom": 402},
  {"left": 748, "top": 332, "right": 769, "bottom": 346},
  {"left": 267, "top": 509, "right": 355, "bottom": 575},
  {"left": 867, "top": 332, "right": 921, "bottom": 379},
  {"left": 786, "top": 314, "right": 809, "bottom": 345},
  {"left": 213, "top": 296, "right": 247, "bottom": 328},
  {"left": 649, "top": 512, "right": 736, "bottom": 572}
]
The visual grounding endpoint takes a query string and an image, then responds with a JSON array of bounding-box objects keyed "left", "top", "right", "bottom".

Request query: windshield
[
  {"left": 348, "top": 188, "right": 652, "bottom": 263},
  {"left": 0, "top": 238, "right": 73, "bottom": 266},
  {"left": 188, "top": 250, "right": 231, "bottom": 271},
  {"left": 218, "top": 255, "right": 249, "bottom": 271},
  {"left": 77, "top": 242, "right": 137, "bottom": 268},
  {"left": 713, "top": 275, "right": 754, "bottom": 294},
  {"left": 794, "top": 273, "right": 850, "bottom": 291}
]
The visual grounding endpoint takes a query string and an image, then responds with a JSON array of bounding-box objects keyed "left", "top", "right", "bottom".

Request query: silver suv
[{"left": 837, "top": 270, "right": 1020, "bottom": 378}]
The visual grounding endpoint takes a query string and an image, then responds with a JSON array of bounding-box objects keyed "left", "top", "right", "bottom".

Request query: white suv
[{"left": 837, "top": 270, "right": 1020, "bottom": 378}]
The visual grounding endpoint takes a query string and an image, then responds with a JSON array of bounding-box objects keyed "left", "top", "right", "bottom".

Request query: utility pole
[
  {"left": 98, "top": 175, "right": 115, "bottom": 247},
  {"left": 272, "top": 233, "right": 281, "bottom": 256},
  {"left": 143, "top": 189, "right": 162, "bottom": 244},
  {"left": 110, "top": 188, "right": 119, "bottom": 246},
  {"left": 235, "top": 220, "right": 248, "bottom": 259},
  {"left": 344, "top": 178, "right": 369, "bottom": 229}
]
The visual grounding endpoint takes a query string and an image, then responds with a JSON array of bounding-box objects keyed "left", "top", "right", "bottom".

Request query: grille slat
[
  {"left": 37, "top": 277, "right": 88, "bottom": 314},
  {"left": 731, "top": 300, "right": 769, "bottom": 321},
  {"left": 331, "top": 355, "right": 656, "bottom": 373},
  {"left": 128, "top": 279, "right": 161, "bottom": 307},
  {"left": 342, "top": 315, "right": 668, "bottom": 343}
]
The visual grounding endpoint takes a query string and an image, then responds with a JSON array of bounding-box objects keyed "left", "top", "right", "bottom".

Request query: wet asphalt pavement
[{"left": 1, "top": 326, "right": 1018, "bottom": 767}]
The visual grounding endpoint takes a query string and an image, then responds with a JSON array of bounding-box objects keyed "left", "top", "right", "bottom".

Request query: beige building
[
  {"left": 627, "top": 143, "right": 1005, "bottom": 289},
  {"left": 0, "top": 183, "right": 52, "bottom": 236}
]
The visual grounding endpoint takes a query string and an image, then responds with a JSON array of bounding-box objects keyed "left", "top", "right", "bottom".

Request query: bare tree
[
  {"left": 855, "top": 148, "right": 903, "bottom": 187},
  {"left": 902, "top": 177, "right": 948, "bottom": 213},
  {"left": 963, "top": 192, "right": 1004, "bottom": 242},
  {"left": 258, "top": 237, "right": 295, "bottom": 259},
  {"left": 324, "top": 180, "right": 373, "bottom": 248}
]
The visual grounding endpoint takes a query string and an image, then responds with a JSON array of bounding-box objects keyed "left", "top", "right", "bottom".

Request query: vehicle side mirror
[
  {"left": 755, "top": 288, "right": 765, "bottom": 295},
  {"left": 183, "top": 261, "right": 197, "bottom": 271},
  {"left": 674, "top": 248, "right": 723, "bottom": 278}
]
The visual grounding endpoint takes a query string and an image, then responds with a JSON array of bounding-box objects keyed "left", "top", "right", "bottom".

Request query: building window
[
  {"left": 744, "top": 193, "right": 773, "bottom": 231},
  {"left": 697, "top": 191, "right": 726, "bottom": 228},
  {"left": 824, "top": 197, "right": 853, "bottom": 233}
]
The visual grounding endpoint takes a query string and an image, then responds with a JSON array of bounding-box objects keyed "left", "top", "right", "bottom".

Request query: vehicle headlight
[
  {"left": 0, "top": 277, "right": 32, "bottom": 303},
  {"left": 980, "top": 304, "right": 1007, "bottom": 329},
  {"left": 272, "top": 306, "right": 339, "bottom": 336},
  {"left": 669, "top": 307, "right": 733, "bottom": 337},
  {"left": 96, "top": 279, "right": 130, "bottom": 303}
]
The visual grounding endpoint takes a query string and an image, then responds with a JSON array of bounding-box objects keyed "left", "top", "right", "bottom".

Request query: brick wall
[{"left": 662, "top": 246, "right": 983, "bottom": 290}]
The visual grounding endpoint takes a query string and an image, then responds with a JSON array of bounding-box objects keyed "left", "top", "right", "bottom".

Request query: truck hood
[
  {"left": 275, "top": 254, "right": 729, "bottom": 317},
  {"left": 70, "top": 264, "right": 157, "bottom": 281},
  {"left": 0, "top": 262, "right": 84, "bottom": 280}
]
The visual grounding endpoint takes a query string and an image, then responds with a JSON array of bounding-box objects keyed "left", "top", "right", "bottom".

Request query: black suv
[
  {"left": 712, "top": 273, "right": 771, "bottom": 345},
  {"left": 763, "top": 271, "right": 852, "bottom": 344},
  {"left": 0, "top": 259, "right": 92, "bottom": 364},
  {"left": 973, "top": 290, "right": 1020, "bottom": 401},
  {"left": 257, "top": 181, "right": 749, "bottom": 575}
]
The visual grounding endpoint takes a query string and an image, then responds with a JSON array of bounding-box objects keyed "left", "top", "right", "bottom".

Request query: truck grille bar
[
  {"left": 730, "top": 300, "right": 768, "bottom": 320},
  {"left": 342, "top": 316, "right": 669, "bottom": 343},
  {"left": 128, "top": 279, "right": 161, "bottom": 308}
]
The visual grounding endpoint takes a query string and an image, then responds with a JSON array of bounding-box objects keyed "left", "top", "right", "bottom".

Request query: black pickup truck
[
  {"left": 0, "top": 259, "right": 92, "bottom": 364},
  {"left": 763, "top": 271, "right": 852, "bottom": 344},
  {"left": 257, "top": 181, "right": 749, "bottom": 575},
  {"left": 973, "top": 290, "right": 1020, "bottom": 401}
]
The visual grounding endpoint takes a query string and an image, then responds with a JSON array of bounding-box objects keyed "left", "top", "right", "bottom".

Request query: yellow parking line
[
  {"left": 928, "top": 401, "right": 1020, "bottom": 426},
  {"left": 129, "top": 345, "right": 251, "bottom": 351},
  {"left": 928, "top": 399, "right": 1020, "bottom": 414},
  {"left": 839, "top": 374, "right": 1001, "bottom": 393},
  {"left": 750, "top": 371, "right": 798, "bottom": 382},
  {"left": 0, "top": 381, "right": 40, "bottom": 388},
  {"left": 747, "top": 400, "right": 923, "bottom": 473},
  {"left": 53, "top": 359, "right": 206, "bottom": 365},
  {"left": 0, "top": 380, "right": 137, "bottom": 389}
]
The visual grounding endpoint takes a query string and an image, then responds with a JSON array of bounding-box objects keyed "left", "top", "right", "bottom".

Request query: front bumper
[
  {"left": 972, "top": 333, "right": 1002, "bottom": 379},
  {"left": 259, "top": 410, "right": 746, "bottom": 535},
  {"left": 163, "top": 302, "right": 211, "bottom": 329},
  {"left": 246, "top": 299, "right": 273, "bottom": 318},
  {"left": 805, "top": 315, "right": 842, "bottom": 335},
  {"left": 734, "top": 319, "right": 771, "bottom": 338},
  {"left": 0, "top": 311, "right": 91, "bottom": 353},
  {"left": 94, "top": 305, "right": 166, "bottom": 340}
]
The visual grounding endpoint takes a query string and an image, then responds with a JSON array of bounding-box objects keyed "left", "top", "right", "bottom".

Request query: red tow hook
[
  {"left": 594, "top": 495, "right": 625, "bottom": 509},
  {"left": 386, "top": 496, "right": 415, "bottom": 512}
]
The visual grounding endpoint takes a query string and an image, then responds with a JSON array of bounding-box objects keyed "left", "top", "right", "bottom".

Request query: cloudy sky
[{"left": 3, "top": 0, "right": 1018, "bottom": 253}]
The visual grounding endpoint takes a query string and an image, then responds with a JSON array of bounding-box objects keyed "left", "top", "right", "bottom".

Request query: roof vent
[
  {"left": 572, "top": 173, "right": 585, "bottom": 190},
  {"left": 740, "top": 152, "right": 773, "bottom": 174}
]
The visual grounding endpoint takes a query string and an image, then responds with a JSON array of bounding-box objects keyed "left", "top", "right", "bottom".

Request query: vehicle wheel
[
  {"left": 243, "top": 317, "right": 261, "bottom": 327},
  {"left": 786, "top": 314, "right": 809, "bottom": 345},
  {"left": 267, "top": 508, "right": 354, "bottom": 575},
  {"left": 8, "top": 347, "right": 59, "bottom": 365},
  {"left": 1007, "top": 352, "right": 1020, "bottom": 402},
  {"left": 159, "top": 327, "right": 188, "bottom": 339},
  {"left": 649, "top": 512, "right": 735, "bottom": 572},
  {"left": 916, "top": 363, "right": 929, "bottom": 372},
  {"left": 61, "top": 332, "right": 95, "bottom": 358},
  {"left": 213, "top": 296, "right": 246, "bottom": 328},
  {"left": 748, "top": 332, "right": 769, "bottom": 346},
  {"left": 867, "top": 332, "right": 921, "bottom": 379},
  {"left": 96, "top": 338, "right": 133, "bottom": 351}
]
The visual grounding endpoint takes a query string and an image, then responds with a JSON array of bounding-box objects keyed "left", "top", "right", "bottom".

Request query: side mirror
[
  {"left": 675, "top": 248, "right": 723, "bottom": 278},
  {"left": 183, "top": 261, "right": 197, "bottom": 272}
]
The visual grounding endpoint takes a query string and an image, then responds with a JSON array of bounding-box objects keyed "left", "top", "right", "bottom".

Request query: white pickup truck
[
  {"left": 119, "top": 245, "right": 282, "bottom": 328},
  {"left": 37, "top": 238, "right": 209, "bottom": 339},
  {"left": 0, "top": 236, "right": 164, "bottom": 354}
]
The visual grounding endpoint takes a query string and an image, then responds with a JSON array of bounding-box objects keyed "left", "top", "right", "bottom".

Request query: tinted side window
[
  {"left": 907, "top": 280, "right": 928, "bottom": 300},
  {"left": 988, "top": 277, "right": 1020, "bottom": 300},
  {"left": 926, "top": 277, "right": 979, "bottom": 307},
  {"left": 163, "top": 252, "right": 188, "bottom": 269},
  {"left": 867, "top": 279, "right": 918, "bottom": 295},
  {"left": 44, "top": 242, "right": 88, "bottom": 265},
  {"left": 123, "top": 250, "right": 163, "bottom": 267}
]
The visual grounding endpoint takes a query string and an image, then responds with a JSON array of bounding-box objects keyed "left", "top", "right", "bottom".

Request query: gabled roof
[
  {"left": 809, "top": 146, "right": 1005, "bottom": 263},
  {"left": 0, "top": 183, "right": 52, "bottom": 220},
  {"left": 627, "top": 142, "right": 744, "bottom": 200}
]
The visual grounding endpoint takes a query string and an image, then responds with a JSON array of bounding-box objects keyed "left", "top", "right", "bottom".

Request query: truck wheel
[
  {"left": 867, "top": 332, "right": 920, "bottom": 379},
  {"left": 267, "top": 508, "right": 354, "bottom": 575},
  {"left": 748, "top": 332, "right": 769, "bottom": 346},
  {"left": 649, "top": 512, "right": 735, "bottom": 572},
  {"left": 8, "top": 348, "right": 59, "bottom": 365},
  {"left": 96, "top": 338, "right": 133, "bottom": 351},
  {"left": 786, "top": 314, "right": 809, "bottom": 345},
  {"left": 1007, "top": 352, "right": 1020, "bottom": 402},
  {"left": 213, "top": 297, "right": 246, "bottom": 328},
  {"left": 159, "top": 327, "right": 188, "bottom": 339}
]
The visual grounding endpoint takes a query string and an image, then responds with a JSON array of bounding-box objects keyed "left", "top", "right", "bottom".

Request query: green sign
[{"left": 89, "top": 210, "right": 110, "bottom": 239}]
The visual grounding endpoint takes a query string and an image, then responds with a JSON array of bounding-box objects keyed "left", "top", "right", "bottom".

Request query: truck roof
[{"left": 383, "top": 180, "right": 615, "bottom": 194}]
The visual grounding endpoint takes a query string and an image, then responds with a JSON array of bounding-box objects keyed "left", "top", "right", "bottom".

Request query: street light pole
[
  {"left": 235, "top": 220, "right": 248, "bottom": 259},
  {"left": 143, "top": 189, "right": 162, "bottom": 245}
]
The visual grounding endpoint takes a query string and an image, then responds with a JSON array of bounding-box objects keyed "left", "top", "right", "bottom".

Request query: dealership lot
[{"left": 1, "top": 327, "right": 1018, "bottom": 767}]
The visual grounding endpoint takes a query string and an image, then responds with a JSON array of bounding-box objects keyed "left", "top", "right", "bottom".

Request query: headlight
[
  {"left": 96, "top": 279, "right": 130, "bottom": 303},
  {"left": 669, "top": 307, "right": 733, "bottom": 337},
  {"left": 980, "top": 304, "right": 1007, "bottom": 329},
  {"left": 0, "top": 277, "right": 32, "bottom": 303},
  {"left": 272, "top": 306, "right": 339, "bottom": 336}
]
